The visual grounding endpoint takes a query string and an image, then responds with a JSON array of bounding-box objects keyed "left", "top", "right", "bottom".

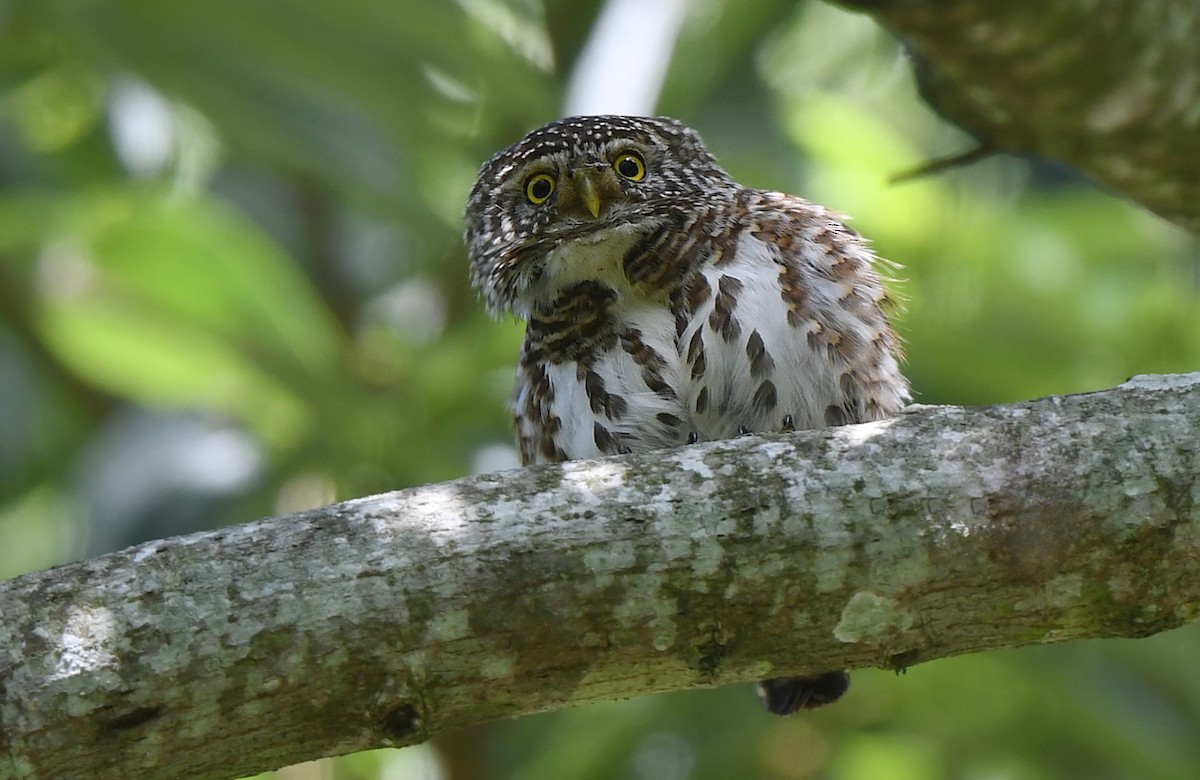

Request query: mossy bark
[
  {"left": 2, "top": 373, "right": 1199, "bottom": 780},
  {"left": 836, "top": 0, "right": 1200, "bottom": 234}
]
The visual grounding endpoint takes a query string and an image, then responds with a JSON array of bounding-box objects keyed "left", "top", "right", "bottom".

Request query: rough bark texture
[
  {"left": 834, "top": 0, "right": 1200, "bottom": 234},
  {"left": 2, "top": 373, "right": 1199, "bottom": 780}
]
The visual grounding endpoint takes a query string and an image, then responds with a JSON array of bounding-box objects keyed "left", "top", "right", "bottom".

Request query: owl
[{"left": 465, "top": 115, "right": 909, "bottom": 715}]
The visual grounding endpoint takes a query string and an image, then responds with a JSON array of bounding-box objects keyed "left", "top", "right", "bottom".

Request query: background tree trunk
[
  {"left": 836, "top": 0, "right": 1200, "bottom": 234},
  {"left": 2, "top": 373, "right": 1198, "bottom": 780}
]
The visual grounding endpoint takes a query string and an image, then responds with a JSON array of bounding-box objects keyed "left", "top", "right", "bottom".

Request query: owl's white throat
[{"left": 523, "top": 223, "right": 646, "bottom": 312}]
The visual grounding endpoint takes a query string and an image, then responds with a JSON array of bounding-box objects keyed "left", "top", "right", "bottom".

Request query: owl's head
[{"left": 465, "top": 115, "right": 733, "bottom": 316}]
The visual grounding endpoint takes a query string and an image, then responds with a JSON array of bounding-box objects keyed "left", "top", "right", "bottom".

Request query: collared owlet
[{"left": 465, "top": 115, "right": 910, "bottom": 715}]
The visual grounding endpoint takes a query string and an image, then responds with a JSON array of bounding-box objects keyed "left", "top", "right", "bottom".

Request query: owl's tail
[{"left": 756, "top": 671, "right": 850, "bottom": 715}]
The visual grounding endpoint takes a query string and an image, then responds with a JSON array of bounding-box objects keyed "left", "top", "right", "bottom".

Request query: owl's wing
[
  {"left": 673, "top": 190, "right": 909, "bottom": 437},
  {"left": 511, "top": 358, "right": 564, "bottom": 466}
]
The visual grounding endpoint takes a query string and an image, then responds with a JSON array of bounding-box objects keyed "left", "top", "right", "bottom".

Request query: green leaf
[{"left": 33, "top": 187, "right": 345, "bottom": 447}]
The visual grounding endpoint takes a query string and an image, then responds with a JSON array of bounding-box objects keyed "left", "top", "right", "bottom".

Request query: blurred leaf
[
  {"left": 0, "top": 60, "right": 105, "bottom": 152},
  {"left": 658, "top": 0, "right": 796, "bottom": 116},
  {"left": 31, "top": 188, "right": 343, "bottom": 447},
  {"left": 5, "top": 0, "right": 557, "bottom": 206},
  {"left": 0, "top": 486, "right": 74, "bottom": 579},
  {"left": 832, "top": 733, "right": 941, "bottom": 780}
]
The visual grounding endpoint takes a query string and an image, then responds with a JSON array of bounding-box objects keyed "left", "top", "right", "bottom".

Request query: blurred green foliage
[{"left": 1, "top": 1, "right": 1197, "bottom": 779}]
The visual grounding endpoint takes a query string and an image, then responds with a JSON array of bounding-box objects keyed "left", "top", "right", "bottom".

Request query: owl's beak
[
  {"left": 574, "top": 171, "right": 603, "bottom": 219},
  {"left": 560, "top": 167, "right": 620, "bottom": 220}
]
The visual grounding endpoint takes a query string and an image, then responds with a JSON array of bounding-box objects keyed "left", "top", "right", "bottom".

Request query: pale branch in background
[
  {"left": 2, "top": 373, "right": 1199, "bottom": 780},
  {"left": 835, "top": 0, "right": 1200, "bottom": 235}
]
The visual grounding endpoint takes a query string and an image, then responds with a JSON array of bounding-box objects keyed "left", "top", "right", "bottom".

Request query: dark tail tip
[{"left": 757, "top": 671, "right": 850, "bottom": 715}]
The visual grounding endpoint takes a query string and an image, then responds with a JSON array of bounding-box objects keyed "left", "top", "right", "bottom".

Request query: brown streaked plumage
[{"left": 465, "top": 115, "right": 910, "bottom": 716}]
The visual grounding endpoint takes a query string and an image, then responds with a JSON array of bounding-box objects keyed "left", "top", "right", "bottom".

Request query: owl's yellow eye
[
  {"left": 613, "top": 152, "right": 646, "bottom": 181},
  {"left": 525, "top": 173, "right": 556, "bottom": 204}
]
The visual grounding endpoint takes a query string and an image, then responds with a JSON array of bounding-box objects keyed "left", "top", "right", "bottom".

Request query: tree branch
[
  {"left": 3, "top": 374, "right": 1199, "bottom": 780},
  {"left": 834, "top": 0, "right": 1200, "bottom": 235}
]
